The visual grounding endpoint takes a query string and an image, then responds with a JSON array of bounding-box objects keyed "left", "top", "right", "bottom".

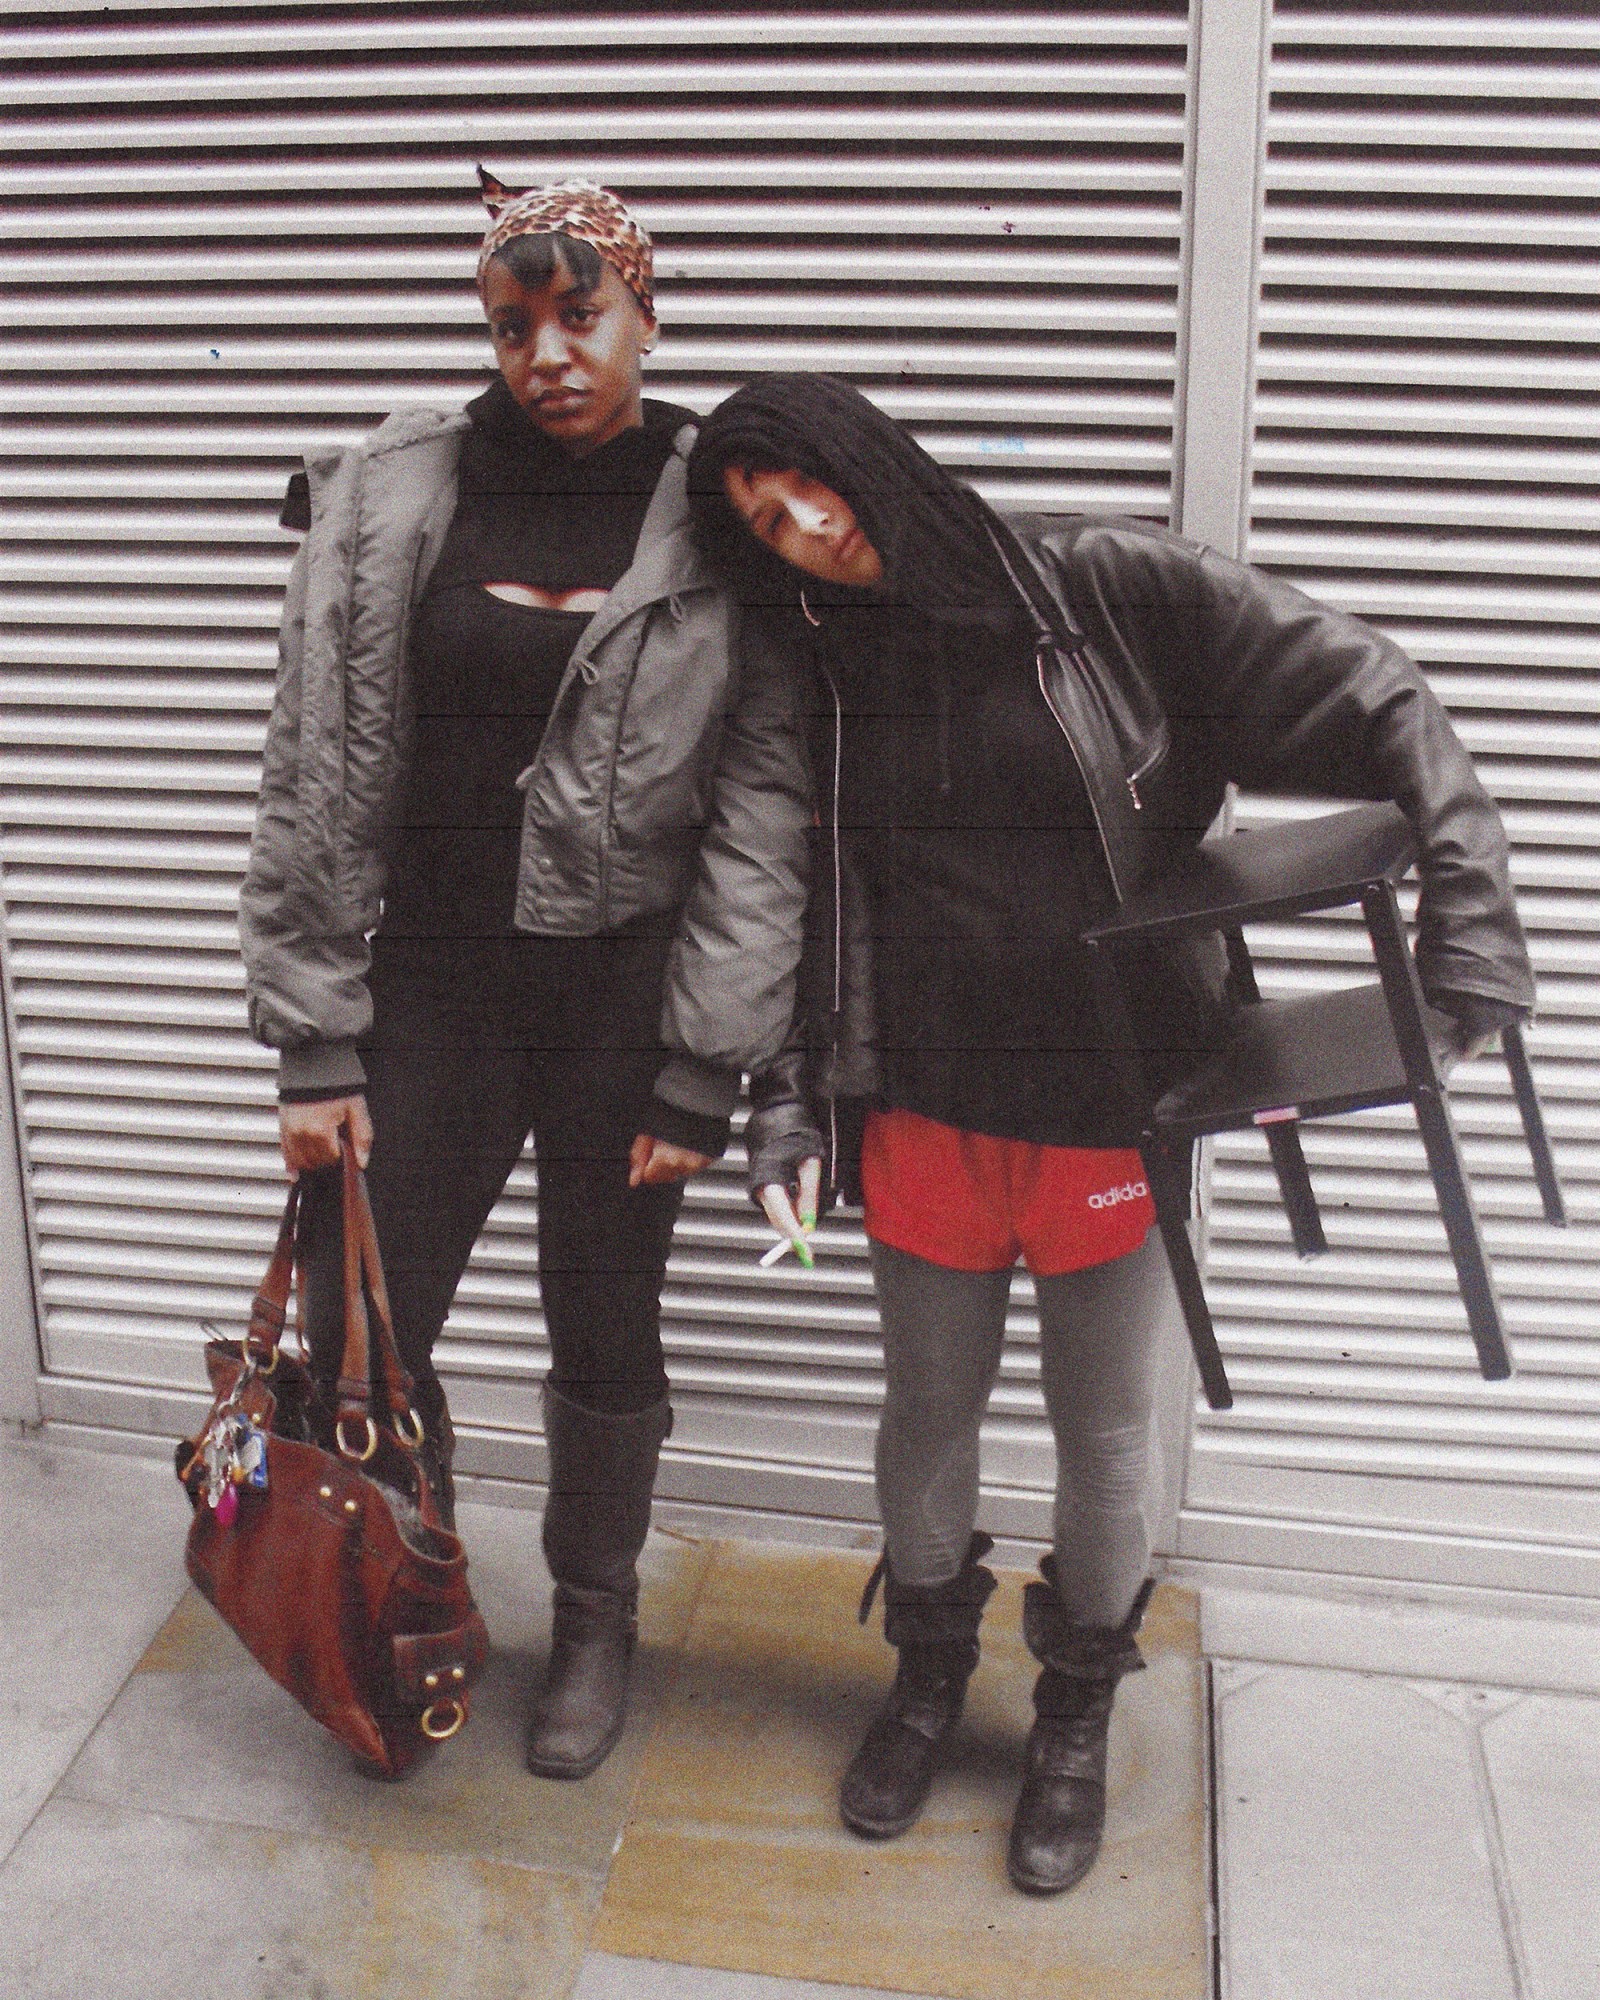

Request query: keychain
[{"left": 199, "top": 1390, "right": 269, "bottom": 1528}]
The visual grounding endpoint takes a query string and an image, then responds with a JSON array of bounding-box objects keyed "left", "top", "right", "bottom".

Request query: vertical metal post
[
  {"left": 0, "top": 934, "right": 43, "bottom": 1424},
  {"left": 1173, "top": 0, "right": 1273, "bottom": 559},
  {"left": 1149, "top": 0, "right": 1274, "bottom": 1532}
]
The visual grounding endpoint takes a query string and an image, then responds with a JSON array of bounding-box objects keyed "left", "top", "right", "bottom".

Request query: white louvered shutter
[
  {"left": 0, "top": 2, "right": 1192, "bottom": 1528},
  {"left": 1180, "top": 1, "right": 1600, "bottom": 1595}
]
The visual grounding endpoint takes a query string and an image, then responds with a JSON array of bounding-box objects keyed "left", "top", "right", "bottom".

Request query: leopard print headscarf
[{"left": 476, "top": 170, "right": 654, "bottom": 322}]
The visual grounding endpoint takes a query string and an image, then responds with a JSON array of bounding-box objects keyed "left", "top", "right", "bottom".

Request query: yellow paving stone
[
  {"left": 596, "top": 1542, "right": 1206, "bottom": 2000},
  {"left": 130, "top": 1578, "right": 220, "bottom": 1675},
  {"left": 0, "top": 1794, "right": 599, "bottom": 2000},
  {"left": 66, "top": 1524, "right": 713, "bottom": 1879}
]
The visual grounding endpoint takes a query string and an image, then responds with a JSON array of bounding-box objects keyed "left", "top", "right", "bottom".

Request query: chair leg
[
  {"left": 1501, "top": 1024, "right": 1566, "bottom": 1227},
  {"left": 1409, "top": 1086, "right": 1513, "bottom": 1381},
  {"left": 1262, "top": 1121, "right": 1328, "bottom": 1258},
  {"left": 1141, "top": 1137, "right": 1232, "bottom": 1412},
  {"left": 1364, "top": 883, "right": 1513, "bottom": 1382}
]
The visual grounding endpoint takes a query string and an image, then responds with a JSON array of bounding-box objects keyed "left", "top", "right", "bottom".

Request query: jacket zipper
[
  {"left": 1035, "top": 643, "right": 1124, "bottom": 904},
  {"left": 596, "top": 610, "right": 658, "bottom": 925},
  {"left": 1126, "top": 736, "right": 1167, "bottom": 813},
  {"left": 819, "top": 653, "right": 844, "bottom": 1182},
  {"left": 374, "top": 534, "right": 430, "bottom": 896},
  {"left": 979, "top": 518, "right": 1125, "bottom": 900}
]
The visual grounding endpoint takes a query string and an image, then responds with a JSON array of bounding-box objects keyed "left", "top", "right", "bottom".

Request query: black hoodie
[{"left": 690, "top": 376, "right": 1145, "bottom": 1147}]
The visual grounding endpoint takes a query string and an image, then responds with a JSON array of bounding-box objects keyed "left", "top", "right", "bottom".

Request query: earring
[{"left": 800, "top": 588, "right": 822, "bottom": 627}]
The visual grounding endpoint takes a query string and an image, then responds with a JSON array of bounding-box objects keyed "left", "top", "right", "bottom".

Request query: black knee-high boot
[
  {"left": 839, "top": 1532, "right": 998, "bottom": 1840},
  {"left": 525, "top": 1382, "right": 672, "bottom": 1780},
  {"left": 1007, "top": 1563, "right": 1156, "bottom": 1895}
]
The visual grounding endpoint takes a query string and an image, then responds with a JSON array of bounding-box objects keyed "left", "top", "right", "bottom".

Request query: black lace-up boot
[
  {"left": 839, "top": 1532, "right": 998, "bottom": 1840},
  {"left": 524, "top": 1384, "right": 671, "bottom": 1781},
  {"left": 1007, "top": 1563, "right": 1156, "bottom": 1895}
]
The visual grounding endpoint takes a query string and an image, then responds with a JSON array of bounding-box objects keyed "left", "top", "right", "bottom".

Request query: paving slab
[
  {"left": 1215, "top": 1664, "right": 1515, "bottom": 2000},
  {"left": 1480, "top": 1692, "right": 1600, "bottom": 2000},
  {"left": 0, "top": 1792, "right": 596, "bottom": 2000},
  {"left": 595, "top": 1542, "right": 1207, "bottom": 2000},
  {"left": 57, "top": 1504, "right": 709, "bottom": 1878},
  {"left": 574, "top": 1952, "right": 928, "bottom": 2000},
  {"left": 0, "top": 1436, "right": 186, "bottom": 1863}
]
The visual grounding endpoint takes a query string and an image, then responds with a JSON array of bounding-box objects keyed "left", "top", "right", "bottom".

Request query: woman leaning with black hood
[
  {"left": 687, "top": 373, "right": 1534, "bottom": 1895},
  {"left": 240, "top": 182, "right": 810, "bottom": 1781}
]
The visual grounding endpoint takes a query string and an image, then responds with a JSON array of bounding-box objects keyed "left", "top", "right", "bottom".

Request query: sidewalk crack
[{"left": 1467, "top": 1703, "right": 1534, "bottom": 2000}]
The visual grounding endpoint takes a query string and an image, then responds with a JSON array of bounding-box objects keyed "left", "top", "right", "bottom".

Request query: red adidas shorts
[{"left": 860, "top": 1107, "right": 1155, "bottom": 1277}]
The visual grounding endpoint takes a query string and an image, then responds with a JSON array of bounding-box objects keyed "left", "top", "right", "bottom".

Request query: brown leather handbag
[{"left": 175, "top": 1140, "right": 488, "bottom": 1777}]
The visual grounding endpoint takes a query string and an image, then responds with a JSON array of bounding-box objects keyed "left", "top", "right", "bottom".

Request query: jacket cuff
[
  {"left": 277, "top": 1039, "right": 366, "bottom": 1098},
  {"left": 645, "top": 1095, "right": 732, "bottom": 1160},
  {"left": 653, "top": 1052, "right": 742, "bottom": 1122},
  {"left": 1431, "top": 992, "right": 1530, "bottom": 1039}
]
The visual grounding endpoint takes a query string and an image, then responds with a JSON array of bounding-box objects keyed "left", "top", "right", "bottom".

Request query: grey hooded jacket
[{"left": 239, "top": 403, "right": 812, "bottom": 1125}]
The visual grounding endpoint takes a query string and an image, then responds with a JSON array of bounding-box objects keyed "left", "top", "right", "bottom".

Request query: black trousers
[{"left": 298, "top": 919, "right": 685, "bottom": 1421}]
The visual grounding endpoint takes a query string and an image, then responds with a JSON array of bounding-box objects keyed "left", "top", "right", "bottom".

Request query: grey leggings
[{"left": 869, "top": 1229, "right": 1176, "bottom": 1625}]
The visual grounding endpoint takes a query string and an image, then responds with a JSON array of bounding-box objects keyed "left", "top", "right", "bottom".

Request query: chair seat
[
  {"left": 1152, "top": 981, "right": 1455, "bottom": 1138},
  {"left": 1087, "top": 800, "right": 1416, "bottom": 944}
]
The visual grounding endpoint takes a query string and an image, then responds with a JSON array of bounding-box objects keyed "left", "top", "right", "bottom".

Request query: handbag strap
[
  {"left": 347, "top": 1139, "right": 416, "bottom": 1422},
  {"left": 244, "top": 1178, "right": 301, "bottom": 1367},
  {"left": 332, "top": 1131, "right": 430, "bottom": 1473}
]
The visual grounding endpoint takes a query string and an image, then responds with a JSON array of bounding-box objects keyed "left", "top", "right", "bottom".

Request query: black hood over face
[{"left": 686, "top": 373, "right": 1015, "bottom": 625}]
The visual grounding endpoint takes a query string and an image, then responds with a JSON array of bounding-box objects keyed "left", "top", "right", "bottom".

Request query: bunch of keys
[{"left": 200, "top": 1407, "right": 268, "bottom": 1527}]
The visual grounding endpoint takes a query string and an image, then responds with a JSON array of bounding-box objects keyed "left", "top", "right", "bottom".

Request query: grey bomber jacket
[{"left": 239, "top": 403, "right": 812, "bottom": 1125}]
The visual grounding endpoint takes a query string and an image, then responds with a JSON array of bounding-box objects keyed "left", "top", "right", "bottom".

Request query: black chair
[{"left": 1082, "top": 802, "right": 1564, "bottom": 1412}]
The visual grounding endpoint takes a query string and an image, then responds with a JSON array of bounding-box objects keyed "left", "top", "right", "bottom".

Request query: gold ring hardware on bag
[
  {"left": 336, "top": 1414, "right": 379, "bottom": 1463},
  {"left": 395, "top": 1406, "right": 426, "bottom": 1449},
  {"left": 420, "top": 1697, "right": 465, "bottom": 1741}
]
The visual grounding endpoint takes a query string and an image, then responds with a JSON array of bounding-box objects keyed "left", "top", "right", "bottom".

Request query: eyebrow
[{"left": 489, "top": 270, "right": 598, "bottom": 320}]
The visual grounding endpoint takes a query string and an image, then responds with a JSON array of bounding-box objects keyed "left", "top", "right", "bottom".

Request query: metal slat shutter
[
  {"left": 1180, "top": 0, "right": 1600, "bottom": 1594},
  {"left": 0, "top": 1, "right": 1191, "bottom": 1527}
]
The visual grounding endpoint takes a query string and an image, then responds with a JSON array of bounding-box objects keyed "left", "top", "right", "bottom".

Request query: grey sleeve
[
  {"left": 238, "top": 540, "right": 373, "bottom": 1095},
  {"left": 654, "top": 616, "right": 813, "bottom": 1122}
]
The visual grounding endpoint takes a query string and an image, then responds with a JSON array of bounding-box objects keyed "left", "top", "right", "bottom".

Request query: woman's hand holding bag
[{"left": 278, "top": 1092, "right": 372, "bottom": 1176}]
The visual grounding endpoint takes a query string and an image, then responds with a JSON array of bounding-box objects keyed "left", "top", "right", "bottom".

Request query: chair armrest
[{"left": 1085, "top": 801, "right": 1417, "bottom": 945}]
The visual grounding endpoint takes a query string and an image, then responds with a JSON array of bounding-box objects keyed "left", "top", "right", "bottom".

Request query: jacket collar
[
  {"left": 571, "top": 425, "right": 716, "bottom": 660},
  {"left": 981, "top": 506, "right": 1086, "bottom": 654},
  {"left": 300, "top": 407, "right": 712, "bottom": 649}
]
